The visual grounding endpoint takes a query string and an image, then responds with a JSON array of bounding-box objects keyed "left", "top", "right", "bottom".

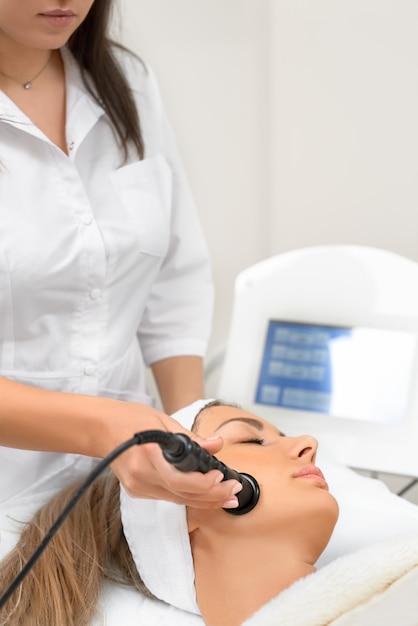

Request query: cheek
[
  {"left": 258, "top": 474, "right": 296, "bottom": 513},
  {"left": 0, "top": 12, "right": 25, "bottom": 36},
  {"left": 216, "top": 446, "right": 286, "bottom": 474}
]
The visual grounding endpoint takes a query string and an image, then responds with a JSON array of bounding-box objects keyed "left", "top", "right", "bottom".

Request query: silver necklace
[{"left": 0, "top": 54, "right": 53, "bottom": 90}]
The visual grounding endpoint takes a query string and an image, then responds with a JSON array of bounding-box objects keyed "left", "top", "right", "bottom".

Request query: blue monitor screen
[{"left": 255, "top": 320, "right": 417, "bottom": 424}]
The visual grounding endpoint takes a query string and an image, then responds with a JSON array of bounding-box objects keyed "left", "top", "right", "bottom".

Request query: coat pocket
[{"left": 109, "top": 155, "right": 172, "bottom": 257}]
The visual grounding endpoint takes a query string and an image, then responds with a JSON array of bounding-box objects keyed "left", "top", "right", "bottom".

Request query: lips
[
  {"left": 39, "top": 9, "right": 76, "bottom": 28},
  {"left": 294, "top": 464, "right": 328, "bottom": 488},
  {"left": 41, "top": 10, "right": 76, "bottom": 16}
]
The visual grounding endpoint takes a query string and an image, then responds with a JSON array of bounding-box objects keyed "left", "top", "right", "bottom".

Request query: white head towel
[{"left": 120, "top": 399, "right": 212, "bottom": 614}]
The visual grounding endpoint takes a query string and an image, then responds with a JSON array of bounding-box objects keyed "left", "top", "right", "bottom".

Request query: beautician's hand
[
  {"left": 100, "top": 405, "right": 242, "bottom": 509},
  {"left": 0, "top": 377, "right": 240, "bottom": 509}
]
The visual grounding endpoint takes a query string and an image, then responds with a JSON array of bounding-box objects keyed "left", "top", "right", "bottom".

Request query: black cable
[{"left": 0, "top": 430, "right": 260, "bottom": 610}]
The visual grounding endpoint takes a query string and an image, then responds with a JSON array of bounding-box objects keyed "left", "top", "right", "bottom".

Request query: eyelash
[{"left": 240, "top": 438, "right": 265, "bottom": 445}]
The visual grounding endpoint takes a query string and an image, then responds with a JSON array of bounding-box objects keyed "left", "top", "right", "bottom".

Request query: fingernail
[
  {"left": 223, "top": 497, "right": 239, "bottom": 508},
  {"left": 213, "top": 471, "right": 224, "bottom": 484},
  {"left": 232, "top": 482, "right": 243, "bottom": 495}
]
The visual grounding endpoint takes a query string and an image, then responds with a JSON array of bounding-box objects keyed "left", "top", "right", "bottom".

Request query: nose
[{"left": 289, "top": 435, "right": 318, "bottom": 463}]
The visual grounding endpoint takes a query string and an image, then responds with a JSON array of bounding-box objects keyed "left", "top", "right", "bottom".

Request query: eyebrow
[
  {"left": 214, "top": 417, "right": 265, "bottom": 432},
  {"left": 213, "top": 416, "right": 285, "bottom": 437}
]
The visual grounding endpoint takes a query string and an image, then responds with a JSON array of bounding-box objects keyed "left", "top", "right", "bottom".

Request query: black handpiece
[{"left": 160, "top": 433, "right": 260, "bottom": 515}]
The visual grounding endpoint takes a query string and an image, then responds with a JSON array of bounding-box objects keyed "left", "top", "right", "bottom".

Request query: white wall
[
  {"left": 116, "top": 0, "right": 418, "bottom": 367},
  {"left": 268, "top": 1, "right": 418, "bottom": 258}
]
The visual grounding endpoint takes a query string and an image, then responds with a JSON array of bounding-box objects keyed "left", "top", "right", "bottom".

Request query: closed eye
[{"left": 240, "top": 438, "right": 265, "bottom": 445}]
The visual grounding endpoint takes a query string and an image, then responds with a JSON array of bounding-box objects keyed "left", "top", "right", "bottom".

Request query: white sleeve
[{"left": 134, "top": 66, "right": 214, "bottom": 365}]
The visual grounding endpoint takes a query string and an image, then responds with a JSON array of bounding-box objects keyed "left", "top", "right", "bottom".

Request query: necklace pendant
[{"left": 24, "top": 82, "right": 32, "bottom": 90}]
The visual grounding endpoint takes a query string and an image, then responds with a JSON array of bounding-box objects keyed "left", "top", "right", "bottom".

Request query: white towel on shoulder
[{"left": 243, "top": 531, "right": 418, "bottom": 626}]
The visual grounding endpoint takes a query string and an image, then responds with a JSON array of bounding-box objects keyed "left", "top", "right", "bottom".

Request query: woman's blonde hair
[{"left": 0, "top": 472, "right": 152, "bottom": 626}]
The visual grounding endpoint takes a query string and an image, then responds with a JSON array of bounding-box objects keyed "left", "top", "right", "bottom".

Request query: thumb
[{"left": 197, "top": 435, "right": 224, "bottom": 455}]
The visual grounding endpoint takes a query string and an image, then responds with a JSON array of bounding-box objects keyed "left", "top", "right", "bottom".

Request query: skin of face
[
  {"left": 0, "top": 0, "right": 96, "bottom": 52},
  {"left": 191, "top": 404, "right": 339, "bottom": 540},
  {"left": 189, "top": 405, "right": 339, "bottom": 626}
]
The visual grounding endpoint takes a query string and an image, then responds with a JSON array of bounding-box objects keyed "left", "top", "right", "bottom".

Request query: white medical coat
[{"left": 0, "top": 47, "right": 213, "bottom": 510}]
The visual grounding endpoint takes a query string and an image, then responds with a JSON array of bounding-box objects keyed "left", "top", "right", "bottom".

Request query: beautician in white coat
[{"left": 0, "top": 0, "right": 241, "bottom": 529}]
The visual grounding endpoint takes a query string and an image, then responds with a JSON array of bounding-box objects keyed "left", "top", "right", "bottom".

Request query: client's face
[{"left": 193, "top": 403, "right": 339, "bottom": 541}]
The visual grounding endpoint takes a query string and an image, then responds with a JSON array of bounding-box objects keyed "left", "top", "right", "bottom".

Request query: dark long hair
[{"left": 68, "top": 0, "right": 144, "bottom": 160}]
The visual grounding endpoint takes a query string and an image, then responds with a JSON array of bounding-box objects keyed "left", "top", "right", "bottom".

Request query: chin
[{"left": 318, "top": 494, "right": 340, "bottom": 547}]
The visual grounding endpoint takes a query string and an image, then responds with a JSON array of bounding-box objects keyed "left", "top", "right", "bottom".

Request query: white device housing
[{"left": 218, "top": 245, "right": 418, "bottom": 477}]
